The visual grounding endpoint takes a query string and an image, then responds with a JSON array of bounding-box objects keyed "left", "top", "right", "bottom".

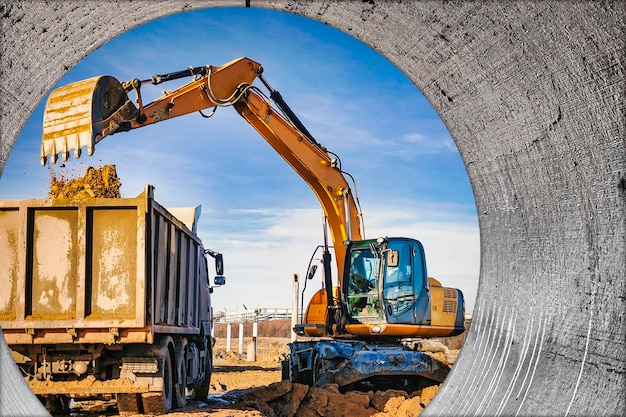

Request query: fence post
[
  {"left": 248, "top": 318, "right": 258, "bottom": 362},
  {"left": 253, "top": 319, "right": 258, "bottom": 357},
  {"left": 226, "top": 323, "right": 232, "bottom": 352},
  {"left": 238, "top": 322, "right": 244, "bottom": 354},
  {"left": 291, "top": 273, "right": 299, "bottom": 342}
]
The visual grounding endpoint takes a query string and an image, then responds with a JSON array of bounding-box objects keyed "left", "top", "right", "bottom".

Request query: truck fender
[{"left": 200, "top": 320, "right": 212, "bottom": 338}]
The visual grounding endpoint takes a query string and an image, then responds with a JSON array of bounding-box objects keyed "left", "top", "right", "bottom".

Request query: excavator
[{"left": 40, "top": 57, "right": 465, "bottom": 391}]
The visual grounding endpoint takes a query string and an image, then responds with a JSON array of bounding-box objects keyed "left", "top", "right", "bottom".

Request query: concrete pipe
[{"left": 1, "top": 1, "right": 624, "bottom": 416}]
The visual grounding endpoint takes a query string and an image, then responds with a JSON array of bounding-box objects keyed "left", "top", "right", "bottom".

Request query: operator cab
[{"left": 344, "top": 237, "right": 430, "bottom": 326}]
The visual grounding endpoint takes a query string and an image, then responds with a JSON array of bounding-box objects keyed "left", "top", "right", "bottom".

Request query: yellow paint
[
  {"left": 430, "top": 286, "right": 457, "bottom": 327},
  {"left": 301, "top": 287, "right": 340, "bottom": 337}
]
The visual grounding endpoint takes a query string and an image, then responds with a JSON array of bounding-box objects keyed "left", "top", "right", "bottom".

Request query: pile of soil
[
  {"left": 48, "top": 165, "right": 121, "bottom": 199},
  {"left": 225, "top": 380, "right": 441, "bottom": 417}
]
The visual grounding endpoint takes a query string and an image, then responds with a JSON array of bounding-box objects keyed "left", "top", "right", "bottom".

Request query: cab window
[
  {"left": 383, "top": 242, "right": 415, "bottom": 316},
  {"left": 346, "top": 248, "right": 381, "bottom": 318}
]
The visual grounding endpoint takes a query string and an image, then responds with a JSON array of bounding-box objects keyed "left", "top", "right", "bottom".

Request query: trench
[{"left": 1, "top": 2, "right": 624, "bottom": 417}]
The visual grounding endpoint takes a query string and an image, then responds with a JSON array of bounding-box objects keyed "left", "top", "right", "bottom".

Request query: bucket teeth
[{"left": 40, "top": 127, "right": 94, "bottom": 166}]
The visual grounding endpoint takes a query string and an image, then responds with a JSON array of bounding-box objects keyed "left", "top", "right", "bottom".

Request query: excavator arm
[{"left": 40, "top": 57, "right": 363, "bottom": 278}]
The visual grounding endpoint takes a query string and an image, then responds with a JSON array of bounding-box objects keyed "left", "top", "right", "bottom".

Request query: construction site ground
[{"left": 63, "top": 336, "right": 461, "bottom": 417}]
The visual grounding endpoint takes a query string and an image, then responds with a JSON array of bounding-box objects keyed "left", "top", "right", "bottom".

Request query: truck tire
[
  {"left": 173, "top": 338, "right": 188, "bottom": 408},
  {"left": 142, "top": 342, "right": 173, "bottom": 414},
  {"left": 190, "top": 342, "right": 212, "bottom": 401}
]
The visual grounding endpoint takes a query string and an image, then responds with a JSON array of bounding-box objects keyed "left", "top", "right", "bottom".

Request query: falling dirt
[{"left": 48, "top": 165, "right": 121, "bottom": 199}]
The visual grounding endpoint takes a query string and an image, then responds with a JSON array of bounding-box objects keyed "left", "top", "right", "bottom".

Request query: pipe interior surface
[{"left": 0, "top": 1, "right": 624, "bottom": 416}]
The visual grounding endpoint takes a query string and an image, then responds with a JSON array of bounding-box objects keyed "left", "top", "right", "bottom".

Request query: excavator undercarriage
[{"left": 285, "top": 338, "right": 451, "bottom": 391}]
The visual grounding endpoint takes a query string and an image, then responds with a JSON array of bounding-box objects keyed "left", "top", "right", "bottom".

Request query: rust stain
[
  {"left": 0, "top": 212, "right": 18, "bottom": 320},
  {"left": 30, "top": 211, "right": 77, "bottom": 320}
]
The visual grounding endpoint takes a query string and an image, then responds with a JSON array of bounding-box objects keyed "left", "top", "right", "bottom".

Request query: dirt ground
[{"left": 66, "top": 337, "right": 458, "bottom": 417}]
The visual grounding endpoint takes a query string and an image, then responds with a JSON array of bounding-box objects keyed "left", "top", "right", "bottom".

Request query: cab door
[{"left": 382, "top": 239, "right": 430, "bottom": 325}]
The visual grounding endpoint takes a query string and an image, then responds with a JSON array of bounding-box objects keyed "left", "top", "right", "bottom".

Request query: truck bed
[{"left": 0, "top": 185, "right": 208, "bottom": 345}]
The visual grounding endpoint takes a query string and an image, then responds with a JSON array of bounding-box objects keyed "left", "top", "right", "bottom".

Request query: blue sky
[{"left": 0, "top": 7, "right": 479, "bottom": 314}]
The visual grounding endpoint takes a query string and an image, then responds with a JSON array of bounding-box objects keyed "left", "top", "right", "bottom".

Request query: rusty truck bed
[{"left": 0, "top": 185, "right": 207, "bottom": 345}]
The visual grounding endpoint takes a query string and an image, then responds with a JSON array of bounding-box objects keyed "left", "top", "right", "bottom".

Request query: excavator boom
[
  {"left": 234, "top": 90, "right": 361, "bottom": 273},
  {"left": 41, "top": 57, "right": 362, "bottom": 276}
]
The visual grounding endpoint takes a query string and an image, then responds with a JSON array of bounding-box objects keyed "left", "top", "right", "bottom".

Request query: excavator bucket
[{"left": 41, "top": 75, "right": 138, "bottom": 166}]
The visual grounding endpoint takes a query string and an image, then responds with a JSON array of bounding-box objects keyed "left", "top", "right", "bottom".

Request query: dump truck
[{"left": 0, "top": 185, "right": 225, "bottom": 414}]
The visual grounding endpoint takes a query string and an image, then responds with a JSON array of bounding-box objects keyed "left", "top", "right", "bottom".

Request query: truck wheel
[
  {"left": 173, "top": 338, "right": 188, "bottom": 408},
  {"left": 190, "top": 342, "right": 212, "bottom": 401},
  {"left": 142, "top": 344, "right": 173, "bottom": 414}
]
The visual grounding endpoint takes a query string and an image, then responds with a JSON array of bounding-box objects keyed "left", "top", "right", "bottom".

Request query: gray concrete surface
[{"left": 1, "top": 1, "right": 624, "bottom": 416}]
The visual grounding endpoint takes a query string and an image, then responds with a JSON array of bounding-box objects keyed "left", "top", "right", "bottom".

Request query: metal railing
[{"left": 214, "top": 307, "right": 296, "bottom": 324}]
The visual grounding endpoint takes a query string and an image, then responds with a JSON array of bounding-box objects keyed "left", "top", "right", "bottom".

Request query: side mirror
[
  {"left": 306, "top": 264, "right": 318, "bottom": 280},
  {"left": 205, "top": 248, "right": 225, "bottom": 287},
  {"left": 214, "top": 253, "right": 224, "bottom": 276}
]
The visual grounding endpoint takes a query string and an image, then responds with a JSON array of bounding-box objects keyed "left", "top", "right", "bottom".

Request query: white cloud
[
  {"left": 404, "top": 132, "right": 458, "bottom": 153},
  {"left": 206, "top": 204, "right": 479, "bottom": 315},
  {"left": 202, "top": 207, "right": 328, "bottom": 312}
]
